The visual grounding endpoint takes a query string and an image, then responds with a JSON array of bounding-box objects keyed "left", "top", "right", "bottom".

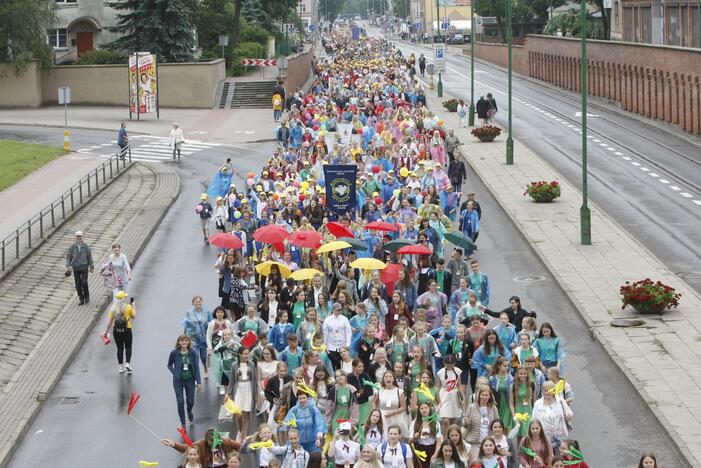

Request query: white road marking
[
  {"left": 693, "top": 200, "right": 701, "bottom": 205},
  {"left": 622, "top": 156, "right": 632, "bottom": 160},
  {"left": 670, "top": 186, "right": 682, "bottom": 191},
  {"left": 631, "top": 162, "right": 641, "bottom": 166},
  {"left": 680, "top": 193, "right": 693, "bottom": 198},
  {"left": 614, "top": 152, "right": 623, "bottom": 155},
  {"left": 649, "top": 173, "right": 659, "bottom": 177},
  {"left": 659, "top": 179, "right": 670, "bottom": 184}
]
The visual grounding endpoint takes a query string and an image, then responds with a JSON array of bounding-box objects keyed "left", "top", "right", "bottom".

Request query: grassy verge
[{"left": 0, "top": 140, "right": 65, "bottom": 192}]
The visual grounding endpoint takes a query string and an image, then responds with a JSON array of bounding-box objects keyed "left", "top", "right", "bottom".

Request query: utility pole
[
  {"left": 505, "top": 0, "right": 513, "bottom": 164},
  {"left": 580, "top": 0, "right": 591, "bottom": 244},
  {"left": 468, "top": 3, "right": 475, "bottom": 125}
]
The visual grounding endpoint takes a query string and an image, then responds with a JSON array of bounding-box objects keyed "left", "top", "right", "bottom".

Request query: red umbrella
[
  {"left": 366, "top": 221, "right": 399, "bottom": 232},
  {"left": 397, "top": 244, "right": 433, "bottom": 255},
  {"left": 253, "top": 225, "right": 289, "bottom": 244},
  {"left": 381, "top": 262, "right": 402, "bottom": 285},
  {"left": 209, "top": 233, "right": 243, "bottom": 249},
  {"left": 327, "top": 221, "right": 354, "bottom": 238},
  {"left": 288, "top": 231, "right": 323, "bottom": 249}
]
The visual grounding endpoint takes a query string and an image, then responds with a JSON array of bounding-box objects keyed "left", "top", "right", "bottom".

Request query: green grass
[{"left": 0, "top": 140, "right": 66, "bottom": 192}]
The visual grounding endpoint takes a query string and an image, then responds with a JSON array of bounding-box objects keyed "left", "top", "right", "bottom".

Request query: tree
[
  {"left": 107, "top": 0, "right": 195, "bottom": 62},
  {"left": 392, "top": 0, "right": 409, "bottom": 19},
  {"left": 225, "top": 0, "right": 244, "bottom": 68},
  {"left": 242, "top": 0, "right": 268, "bottom": 27},
  {"left": 0, "top": 0, "right": 55, "bottom": 66}
]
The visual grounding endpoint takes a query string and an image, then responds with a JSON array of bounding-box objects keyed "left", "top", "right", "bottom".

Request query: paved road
[
  {"left": 6, "top": 136, "right": 686, "bottom": 466},
  {"left": 393, "top": 39, "right": 701, "bottom": 297}
]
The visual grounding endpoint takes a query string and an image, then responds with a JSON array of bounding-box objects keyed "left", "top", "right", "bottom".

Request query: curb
[
  {"left": 0, "top": 121, "right": 151, "bottom": 136},
  {"left": 0, "top": 163, "right": 181, "bottom": 468}
]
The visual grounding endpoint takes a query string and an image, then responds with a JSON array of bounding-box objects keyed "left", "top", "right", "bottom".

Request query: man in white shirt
[
  {"left": 170, "top": 122, "right": 184, "bottom": 160},
  {"left": 322, "top": 302, "right": 351, "bottom": 371}
]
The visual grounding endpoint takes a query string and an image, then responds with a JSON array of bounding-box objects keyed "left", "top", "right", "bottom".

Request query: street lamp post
[
  {"left": 468, "top": 3, "right": 475, "bottom": 125},
  {"left": 436, "top": 0, "right": 443, "bottom": 97},
  {"left": 580, "top": 0, "right": 591, "bottom": 244},
  {"left": 505, "top": 0, "right": 514, "bottom": 164}
]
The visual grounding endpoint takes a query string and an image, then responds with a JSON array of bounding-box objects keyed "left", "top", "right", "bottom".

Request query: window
[
  {"left": 47, "top": 28, "right": 68, "bottom": 48},
  {"left": 641, "top": 6, "right": 651, "bottom": 43},
  {"left": 666, "top": 6, "right": 679, "bottom": 45},
  {"left": 55, "top": 0, "right": 77, "bottom": 3},
  {"left": 624, "top": 7, "right": 633, "bottom": 41}
]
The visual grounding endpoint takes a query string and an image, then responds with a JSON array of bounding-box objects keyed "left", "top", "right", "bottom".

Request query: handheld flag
[
  {"left": 412, "top": 444, "right": 427, "bottom": 461},
  {"left": 362, "top": 378, "right": 381, "bottom": 391},
  {"left": 224, "top": 396, "right": 242, "bottom": 415},
  {"left": 414, "top": 383, "right": 435, "bottom": 401},
  {"left": 520, "top": 446, "right": 537, "bottom": 457},
  {"left": 562, "top": 447, "right": 585, "bottom": 463},
  {"left": 514, "top": 413, "right": 530, "bottom": 423},
  {"left": 138, "top": 462, "right": 159, "bottom": 467},
  {"left": 357, "top": 425, "right": 366, "bottom": 445},
  {"left": 424, "top": 411, "right": 439, "bottom": 424},
  {"left": 283, "top": 416, "right": 297, "bottom": 428},
  {"left": 249, "top": 440, "right": 274, "bottom": 450},
  {"left": 127, "top": 392, "right": 141, "bottom": 415},
  {"left": 212, "top": 430, "right": 223, "bottom": 450},
  {"left": 548, "top": 379, "right": 566, "bottom": 397},
  {"left": 297, "top": 381, "right": 318, "bottom": 398},
  {"left": 311, "top": 343, "right": 327, "bottom": 352},
  {"left": 177, "top": 426, "right": 193, "bottom": 447}
]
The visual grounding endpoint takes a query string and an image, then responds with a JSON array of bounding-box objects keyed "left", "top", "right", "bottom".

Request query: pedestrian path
[
  {"left": 75, "top": 135, "right": 223, "bottom": 163},
  {"left": 423, "top": 84, "right": 701, "bottom": 466}
]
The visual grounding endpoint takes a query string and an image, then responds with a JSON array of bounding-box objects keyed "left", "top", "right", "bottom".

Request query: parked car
[{"left": 449, "top": 34, "right": 464, "bottom": 44}]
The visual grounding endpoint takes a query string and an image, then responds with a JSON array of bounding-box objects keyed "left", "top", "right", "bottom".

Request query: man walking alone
[{"left": 66, "top": 231, "right": 94, "bottom": 305}]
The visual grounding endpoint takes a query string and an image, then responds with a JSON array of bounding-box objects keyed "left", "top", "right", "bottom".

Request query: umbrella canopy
[
  {"left": 316, "top": 240, "right": 352, "bottom": 254},
  {"left": 208, "top": 233, "right": 243, "bottom": 250},
  {"left": 350, "top": 258, "right": 387, "bottom": 270},
  {"left": 383, "top": 239, "right": 415, "bottom": 253},
  {"left": 289, "top": 268, "right": 323, "bottom": 281},
  {"left": 338, "top": 237, "right": 368, "bottom": 251},
  {"left": 380, "top": 262, "right": 402, "bottom": 285},
  {"left": 444, "top": 231, "right": 476, "bottom": 255},
  {"left": 253, "top": 225, "right": 289, "bottom": 244},
  {"left": 288, "top": 231, "right": 323, "bottom": 249},
  {"left": 366, "top": 220, "right": 399, "bottom": 232},
  {"left": 327, "top": 221, "right": 354, "bottom": 238},
  {"left": 255, "top": 261, "right": 292, "bottom": 278},
  {"left": 397, "top": 244, "right": 433, "bottom": 256}
]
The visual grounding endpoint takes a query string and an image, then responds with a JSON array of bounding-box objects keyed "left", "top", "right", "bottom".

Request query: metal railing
[{"left": 0, "top": 145, "right": 132, "bottom": 275}]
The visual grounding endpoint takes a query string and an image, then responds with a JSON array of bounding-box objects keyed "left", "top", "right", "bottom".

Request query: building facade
[
  {"left": 621, "top": 0, "right": 700, "bottom": 47},
  {"left": 49, "top": 0, "right": 123, "bottom": 63},
  {"left": 297, "top": 0, "right": 318, "bottom": 29}
]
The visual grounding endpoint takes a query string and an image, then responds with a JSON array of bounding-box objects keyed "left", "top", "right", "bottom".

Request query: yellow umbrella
[
  {"left": 255, "top": 261, "right": 291, "bottom": 278},
  {"left": 316, "top": 240, "right": 352, "bottom": 254},
  {"left": 350, "top": 258, "right": 387, "bottom": 270},
  {"left": 290, "top": 268, "right": 323, "bottom": 281}
]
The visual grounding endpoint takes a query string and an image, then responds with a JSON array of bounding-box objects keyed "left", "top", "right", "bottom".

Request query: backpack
[
  {"left": 380, "top": 441, "right": 408, "bottom": 464},
  {"left": 113, "top": 308, "right": 128, "bottom": 333}
]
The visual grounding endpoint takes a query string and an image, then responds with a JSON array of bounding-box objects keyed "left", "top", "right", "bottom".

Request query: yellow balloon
[
  {"left": 301, "top": 181, "right": 310, "bottom": 191},
  {"left": 438, "top": 119, "right": 445, "bottom": 126},
  {"left": 400, "top": 167, "right": 409, "bottom": 178}
]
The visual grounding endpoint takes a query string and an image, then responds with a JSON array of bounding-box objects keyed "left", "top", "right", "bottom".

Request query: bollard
[{"left": 63, "top": 130, "right": 70, "bottom": 151}]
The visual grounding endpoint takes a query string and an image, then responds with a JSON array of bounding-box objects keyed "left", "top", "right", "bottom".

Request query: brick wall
[
  {"left": 467, "top": 36, "right": 701, "bottom": 134},
  {"left": 285, "top": 50, "right": 313, "bottom": 94}
]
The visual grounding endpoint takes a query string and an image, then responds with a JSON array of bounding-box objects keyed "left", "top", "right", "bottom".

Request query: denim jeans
[
  {"left": 194, "top": 343, "right": 207, "bottom": 367},
  {"left": 173, "top": 378, "right": 195, "bottom": 425}
]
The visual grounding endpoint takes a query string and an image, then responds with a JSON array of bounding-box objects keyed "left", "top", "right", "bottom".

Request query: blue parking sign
[{"left": 436, "top": 48, "right": 444, "bottom": 59}]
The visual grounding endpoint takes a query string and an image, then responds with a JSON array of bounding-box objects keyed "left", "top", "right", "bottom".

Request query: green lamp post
[
  {"left": 436, "top": 0, "right": 443, "bottom": 97},
  {"left": 468, "top": 3, "right": 475, "bottom": 126},
  {"left": 580, "top": 0, "right": 591, "bottom": 244},
  {"left": 505, "top": 0, "right": 513, "bottom": 164}
]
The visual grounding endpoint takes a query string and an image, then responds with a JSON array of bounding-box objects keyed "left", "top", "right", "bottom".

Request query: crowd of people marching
[{"left": 99, "top": 23, "right": 659, "bottom": 468}]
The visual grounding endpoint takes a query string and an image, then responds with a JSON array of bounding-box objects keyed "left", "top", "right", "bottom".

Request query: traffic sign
[
  {"left": 308, "top": 24, "right": 316, "bottom": 32},
  {"left": 58, "top": 87, "right": 71, "bottom": 105},
  {"left": 241, "top": 58, "right": 278, "bottom": 66},
  {"left": 434, "top": 44, "right": 446, "bottom": 72},
  {"left": 475, "top": 16, "right": 483, "bottom": 34},
  {"left": 279, "top": 23, "right": 296, "bottom": 33}
]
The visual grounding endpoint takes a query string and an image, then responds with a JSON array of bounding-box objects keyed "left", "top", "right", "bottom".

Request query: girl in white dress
[
  {"left": 437, "top": 355, "right": 464, "bottom": 435},
  {"left": 256, "top": 345, "right": 279, "bottom": 417},
  {"left": 228, "top": 347, "right": 256, "bottom": 442},
  {"left": 375, "top": 371, "right": 409, "bottom": 438},
  {"left": 359, "top": 408, "right": 386, "bottom": 450},
  {"left": 446, "top": 424, "right": 472, "bottom": 467}
]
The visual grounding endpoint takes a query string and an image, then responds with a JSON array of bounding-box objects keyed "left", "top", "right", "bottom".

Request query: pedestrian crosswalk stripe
[{"left": 77, "top": 134, "right": 222, "bottom": 163}]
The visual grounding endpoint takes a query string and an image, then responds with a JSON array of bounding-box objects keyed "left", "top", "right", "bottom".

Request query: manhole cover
[
  {"left": 611, "top": 319, "right": 645, "bottom": 327},
  {"left": 54, "top": 396, "right": 82, "bottom": 405},
  {"left": 513, "top": 275, "right": 547, "bottom": 283}
]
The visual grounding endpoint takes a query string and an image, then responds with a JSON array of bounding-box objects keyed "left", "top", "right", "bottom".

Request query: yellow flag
[
  {"left": 249, "top": 440, "right": 274, "bottom": 450},
  {"left": 139, "top": 462, "right": 159, "bottom": 467},
  {"left": 283, "top": 417, "right": 297, "bottom": 428},
  {"left": 548, "top": 379, "right": 566, "bottom": 397},
  {"left": 416, "top": 383, "right": 435, "bottom": 401},
  {"left": 412, "top": 444, "right": 427, "bottom": 461},
  {"left": 514, "top": 413, "right": 530, "bottom": 423},
  {"left": 297, "top": 381, "right": 318, "bottom": 398},
  {"left": 224, "top": 396, "right": 242, "bottom": 415}
]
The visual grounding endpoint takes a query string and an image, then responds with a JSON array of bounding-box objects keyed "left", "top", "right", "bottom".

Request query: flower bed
[
  {"left": 442, "top": 98, "right": 459, "bottom": 112},
  {"left": 471, "top": 125, "right": 502, "bottom": 142},
  {"left": 524, "top": 180, "right": 561, "bottom": 202},
  {"left": 620, "top": 279, "right": 681, "bottom": 314}
]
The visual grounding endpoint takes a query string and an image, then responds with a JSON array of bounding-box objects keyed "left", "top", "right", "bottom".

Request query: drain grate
[
  {"left": 53, "top": 396, "right": 82, "bottom": 405},
  {"left": 611, "top": 319, "right": 645, "bottom": 328},
  {"left": 513, "top": 275, "right": 547, "bottom": 283}
]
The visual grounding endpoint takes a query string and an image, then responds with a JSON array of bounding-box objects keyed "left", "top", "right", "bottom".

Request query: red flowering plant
[
  {"left": 524, "top": 180, "right": 561, "bottom": 202},
  {"left": 620, "top": 279, "right": 681, "bottom": 311},
  {"left": 471, "top": 125, "right": 502, "bottom": 142}
]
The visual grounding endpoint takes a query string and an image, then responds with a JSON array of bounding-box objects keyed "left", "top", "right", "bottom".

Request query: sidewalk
[
  {"left": 0, "top": 106, "right": 277, "bottom": 145},
  {"left": 0, "top": 162, "right": 179, "bottom": 467},
  {"left": 425, "top": 86, "right": 701, "bottom": 464}
]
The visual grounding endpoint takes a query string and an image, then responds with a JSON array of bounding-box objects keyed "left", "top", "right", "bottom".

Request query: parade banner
[
  {"left": 129, "top": 52, "right": 158, "bottom": 114},
  {"left": 323, "top": 165, "right": 357, "bottom": 213}
]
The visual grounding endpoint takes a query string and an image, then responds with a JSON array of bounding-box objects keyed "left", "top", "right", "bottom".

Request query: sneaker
[
  {"left": 118, "top": 365, "right": 125, "bottom": 373},
  {"left": 203, "top": 370, "right": 208, "bottom": 379},
  {"left": 187, "top": 410, "right": 194, "bottom": 422},
  {"left": 78, "top": 299, "right": 85, "bottom": 305},
  {"left": 85, "top": 296, "right": 90, "bottom": 303},
  {"left": 218, "top": 386, "right": 225, "bottom": 396},
  {"left": 125, "top": 363, "right": 132, "bottom": 373}
]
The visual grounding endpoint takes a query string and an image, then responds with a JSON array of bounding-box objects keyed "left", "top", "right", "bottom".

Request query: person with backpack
[
  {"left": 273, "top": 93, "right": 284, "bottom": 122},
  {"left": 281, "top": 390, "right": 327, "bottom": 453},
  {"left": 103, "top": 290, "right": 136, "bottom": 373},
  {"left": 196, "top": 193, "right": 213, "bottom": 245},
  {"left": 380, "top": 425, "right": 414, "bottom": 467}
]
